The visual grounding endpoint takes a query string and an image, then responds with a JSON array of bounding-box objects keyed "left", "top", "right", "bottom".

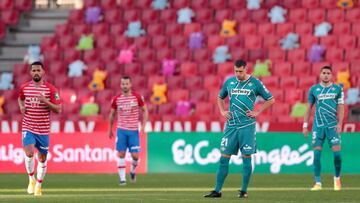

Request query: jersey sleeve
[
  {"left": 49, "top": 85, "right": 61, "bottom": 105},
  {"left": 136, "top": 93, "right": 145, "bottom": 107},
  {"left": 18, "top": 85, "right": 25, "bottom": 100},
  {"left": 218, "top": 79, "right": 228, "bottom": 99},
  {"left": 337, "top": 86, "right": 345, "bottom": 104},
  {"left": 307, "top": 86, "right": 316, "bottom": 105},
  {"left": 111, "top": 96, "right": 118, "bottom": 109},
  {"left": 256, "top": 79, "right": 273, "bottom": 101}
]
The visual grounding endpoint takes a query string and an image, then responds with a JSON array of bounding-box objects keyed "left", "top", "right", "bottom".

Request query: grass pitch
[{"left": 1, "top": 173, "right": 360, "bottom": 203}]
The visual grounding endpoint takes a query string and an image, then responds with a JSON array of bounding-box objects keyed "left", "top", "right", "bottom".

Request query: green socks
[
  {"left": 214, "top": 156, "right": 230, "bottom": 192},
  {"left": 314, "top": 150, "right": 322, "bottom": 183},
  {"left": 334, "top": 151, "right": 342, "bottom": 178},
  {"left": 241, "top": 157, "right": 252, "bottom": 192}
]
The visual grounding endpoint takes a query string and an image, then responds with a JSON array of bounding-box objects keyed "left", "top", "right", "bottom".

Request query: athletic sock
[
  {"left": 334, "top": 151, "right": 342, "bottom": 178},
  {"left": 314, "top": 150, "right": 322, "bottom": 184},
  {"left": 117, "top": 158, "right": 126, "bottom": 182},
  {"left": 241, "top": 156, "right": 252, "bottom": 192},
  {"left": 214, "top": 156, "right": 230, "bottom": 193}
]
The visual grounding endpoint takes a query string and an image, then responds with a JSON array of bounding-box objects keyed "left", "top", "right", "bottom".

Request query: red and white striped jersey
[
  {"left": 111, "top": 92, "right": 145, "bottom": 131},
  {"left": 19, "top": 81, "right": 61, "bottom": 135}
]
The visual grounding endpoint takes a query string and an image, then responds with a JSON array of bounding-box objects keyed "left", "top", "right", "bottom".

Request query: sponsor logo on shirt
[
  {"left": 318, "top": 93, "right": 336, "bottom": 100},
  {"left": 231, "top": 89, "right": 251, "bottom": 95}
]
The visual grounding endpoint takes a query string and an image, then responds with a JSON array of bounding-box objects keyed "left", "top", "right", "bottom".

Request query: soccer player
[
  {"left": 204, "top": 59, "right": 275, "bottom": 198},
  {"left": 303, "top": 66, "right": 344, "bottom": 191},
  {"left": 18, "top": 61, "right": 62, "bottom": 196},
  {"left": 108, "top": 76, "right": 148, "bottom": 185}
]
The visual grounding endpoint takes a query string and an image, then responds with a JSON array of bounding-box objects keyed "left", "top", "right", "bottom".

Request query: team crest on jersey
[
  {"left": 331, "top": 87, "right": 335, "bottom": 91},
  {"left": 248, "top": 82, "right": 253, "bottom": 86},
  {"left": 55, "top": 93, "right": 60, "bottom": 100},
  {"left": 230, "top": 82, "right": 235, "bottom": 85},
  {"left": 316, "top": 88, "right": 321, "bottom": 91}
]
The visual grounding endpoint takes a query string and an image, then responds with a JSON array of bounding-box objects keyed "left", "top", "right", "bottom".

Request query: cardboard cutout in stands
[
  {"left": 268, "top": 6, "right": 287, "bottom": 24},
  {"left": 177, "top": 7, "right": 195, "bottom": 24},
  {"left": 0, "top": 96, "right": 4, "bottom": 115},
  {"left": 337, "top": 0, "right": 354, "bottom": 9},
  {"left": 253, "top": 59, "right": 271, "bottom": 77},
  {"left": 85, "top": 6, "right": 102, "bottom": 24},
  {"left": 68, "top": 60, "right": 87, "bottom": 77},
  {"left": 76, "top": 34, "right": 94, "bottom": 50},
  {"left": 280, "top": 32, "right": 299, "bottom": 50},
  {"left": 151, "top": 0, "right": 169, "bottom": 10},
  {"left": 213, "top": 45, "right": 232, "bottom": 64},
  {"left": 124, "top": 21, "right": 146, "bottom": 38},
  {"left": 345, "top": 87, "right": 359, "bottom": 105},
  {"left": 220, "top": 20, "right": 237, "bottom": 37},
  {"left": 0, "top": 72, "right": 14, "bottom": 90},
  {"left": 162, "top": 59, "right": 178, "bottom": 76},
  {"left": 23, "top": 45, "right": 43, "bottom": 64},
  {"left": 150, "top": 83, "right": 167, "bottom": 105},
  {"left": 247, "top": 0, "right": 261, "bottom": 10},
  {"left": 314, "top": 22, "right": 332, "bottom": 37},
  {"left": 88, "top": 69, "right": 107, "bottom": 91},
  {"left": 117, "top": 45, "right": 135, "bottom": 64},
  {"left": 189, "top": 32, "right": 204, "bottom": 49},
  {"left": 336, "top": 69, "right": 351, "bottom": 90},
  {"left": 308, "top": 44, "right": 325, "bottom": 62}
]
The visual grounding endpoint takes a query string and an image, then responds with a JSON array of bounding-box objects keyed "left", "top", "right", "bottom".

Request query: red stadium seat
[
  {"left": 83, "top": 49, "right": 99, "bottom": 64},
  {"left": 96, "top": 34, "right": 113, "bottom": 49},
  {"left": 300, "top": 35, "right": 319, "bottom": 48},
  {"left": 332, "top": 62, "right": 349, "bottom": 73},
  {"left": 289, "top": 9, "right": 307, "bottom": 23},
  {"left": 250, "top": 9, "right": 268, "bottom": 23},
  {"left": 123, "top": 63, "right": 142, "bottom": 76},
  {"left": 191, "top": 0, "right": 209, "bottom": 8},
  {"left": 191, "top": 90, "right": 209, "bottom": 102},
  {"left": 173, "top": 0, "right": 190, "bottom": 9},
  {"left": 204, "top": 75, "right": 222, "bottom": 89},
  {"left": 15, "top": 0, "right": 32, "bottom": 11},
  {"left": 168, "top": 89, "right": 189, "bottom": 102},
  {"left": 148, "top": 76, "right": 166, "bottom": 87},
  {"left": 345, "top": 49, "right": 360, "bottom": 61},
  {"left": 54, "top": 76, "right": 71, "bottom": 88},
  {"left": 131, "top": 76, "right": 147, "bottom": 89},
  {"left": 226, "top": 36, "right": 244, "bottom": 49},
  {"left": 239, "top": 23, "right": 256, "bottom": 36},
  {"left": 210, "top": 0, "right": 228, "bottom": 8},
  {"left": 4, "top": 102, "right": 21, "bottom": 115},
  {"left": 138, "top": 48, "right": 155, "bottom": 61},
  {"left": 345, "top": 9, "right": 360, "bottom": 22},
  {"left": 202, "top": 23, "right": 220, "bottom": 35},
  {"left": 147, "top": 23, "right": 164, "bottom": 36},
  {"left": 268, "top": 48, "right": 286, "bottom": 62},
  {"left": 271, "top": 103, "right": 290, "bottom": 116},
  {"left": 207, "top": 35, "right": 225, "bottom": 50},
  {"left": 142, "top": 62, "right": 159, "bottom": 75},
  {"left": 276, "top": 23, "right": 294, "bottom": 36},
  {"left": 325, "top": 48, "right": 344, "bottom": 62},
  {"left": 195, "top": 8, "right": 214, "bottom": 23},
  {"left": 307, "top": 9, "right": 326, "bottom": 23},
  {"left": 258, "top": 23, "right": 275, "bottom": 36},
  {"left": 152, "top": 35, "right": 169, "bottom": 48},
  {"left": 95, "top": 89, "right": 114, "bottom": 104},
  {"left": 263, "top": 0, "right": 278, "bottom": 8},
  {"left": 68, "top": 9, "right": 84, "bottom": 24},
  {"left": 319, "top": 35, "right": 337, "bottom": 48},
  {"left": 302, "top": 0, "right": 319, "bottom": 8},
  {"left": 165, "top": 23, "right": 183, "bottom": 35},
  {"left": 136, "top": 0, "right": 152, "bottom": 8},
  {"left": 156, "top": 48, "right": 172, "bottom": 61},
  {"left": 134, "top": 36, "right": 150, "bottom": 49},
  {"left": 295, "top": 23, "right": 313, "bottom": 35},
  {"left": 100, "top": 0, "right": 116, "bottom": 9},
  {"left": 183, "top": 23, "right": 201, "bottom": 36},
  {"left": 63, "top": 49, "right": 81, "bottom": 64},
  {"left": 185, "top": 76, "right": 203, "bottom": 89},
  {"left": 170, "top": 35, "right": 187, "bottom": 48},
  {"left": 327, "top": 9, "right": 345, "bottom": 23},
  {"left": 119, "top": 0, "right": 135, "bottom": 8},
  {"left": 233, "top": 9, "right": 250, "bottom": 21},
  {"left": 248, "top": 49, "right": 266, "bottom": 61},
  {"left": 92, "top": 23, "right": 109, "bottom": 37},
  {"left": 43, "top": 50, "right": 61, "bottom": 64},
  {"left": 284, "top": 89, "right": 304, "bottom": 103},
  {"left": 263, "top": 35, "right": 280, "bottom": 48},
  {"left": 110, "top": 23, "right": 126, "bottom": 36},
  {"left": 333, "top": 22, "right": 351, "bottom": 35},
  {"left": 72, "top": 76, "right": 92, "bottom": 90},
  {"left": 107, "top": 74, "right": 122, "bottom": 89},
  {"left": 312, "top": 62, "right": 330, "bottom": 74},
  {"left": 48, "top": 61, "right": 66, "bottom": 75},
  {"left": 123, "top": 9, "right": 140, "bottom": 22},
  {"left": 261, "top": 76, "right": 279, "bottom": 89},
  {"left": 230, "top": 48, "right": 248, "bottom": 61},
  {"left": 104, "top": 9, "right": 122, "bottom": 23},
  {"left": 320, "top": 0, "right": 337, "bottom": 8},
  {"left": 174, "top": 48, "right": 191, "bottom": 61},
  {"left": 166, "top": 76, "right": 184, "bottom": 89},
  {"left": 198, "top": 62, "right": 217, "bottom": 75},
  {"left": 12, "top": 63, "right": 27, "bottom": 77},
  {"left": 228, "top": 0, "right": 246, "bottom": 8},
  {"left": 160, "top": 9, "right": 177, "bottom": 22},
  {"left": 273, "top": 62, "right": 292, "bottom": 76},
  {"left": 180, "top": 62, "right": 198, "bottom": 76},
  {"left": 298, "top": 76, "right": 317, "bottom": 90},
  {"left": 215, "top": 9, "right": 233, "bottom": 23},
  {"left": 217, "top": 62, "right": 234, "bottom": 77},
  {"left": 280, "top": 76, "right": 298, "bottom": 88},
  {"left": 83, "top": 0, "right": 97, "bottom": 8},
  {"left": 194, "top": 102, "right": 213, "bottom": 115},
  {"left": 282, "top": 0, "right": 301, "bottom": 8},
  {"left": 244, "top": 36, "right": 262, "bottom": 49},
  {"left": 351, "top": 23, "right": 360, "bottom": 36},
  {"left": 0, "top": 22, "right": 5, "bottom": 39},
  {"left": 100, "top": 48, "right": 117, "bottom": 62},
  {"left": 1, "top": 10, "right": 19, "bottom": 25},
  {"left": 72, "top": 24, "right": 91, "bottom": 37},
  {"left": 0, "top": 0, "right": 13, "bottom": 9},
  {"left": 158, "top": 103, "right": 175, "bottom": 115},
  {"left": 270, "top": 89, "right": 284, "bottom": 102},
  {"left": 338, "top": 35, "right": 356, "bottom": 49},
  {"left": 192, "top": 49, "right": 210, "bottom": 62},
  {"left": 287, "top": 49, "right": 306, "bottom": 62},
  {"left": 55, "top": 23, "right": 71, "bottom": 37}
]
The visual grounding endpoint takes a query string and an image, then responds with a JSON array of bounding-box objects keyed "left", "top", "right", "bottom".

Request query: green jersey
[
  {"left": 218, "top": 76, "right": 273, "bottom": 129},
  {"left": 308, "top": 83, "right": 344, "bottom": 128}
]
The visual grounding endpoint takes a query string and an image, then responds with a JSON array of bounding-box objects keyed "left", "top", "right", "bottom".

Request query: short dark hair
[
  {"left": 321, "top": 66, "right": 332, "bottom": 72},
  {"left": 30, "top": 61, "right": 44, "bottom": 70},
  {"left": 234, "top": 59, "right": 247, "bottom": 68},
  {"left": 121, "top": 76, "right": 131, "bottom": 81}
]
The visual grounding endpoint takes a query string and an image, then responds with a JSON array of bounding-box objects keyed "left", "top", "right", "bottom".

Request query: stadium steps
[{"left": 0, "top": 9, "right": 69, "bottom": 72}]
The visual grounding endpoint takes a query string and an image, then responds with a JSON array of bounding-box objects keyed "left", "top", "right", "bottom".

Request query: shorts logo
[
  {"left": 330, "top": 137, "right": 340, "bottom": 144},
  {"left": 39, "top": 146, "right": 49, "bottom": 150},
  {"left": 243, "top": 145, "right": 252, "bottom": 151}
]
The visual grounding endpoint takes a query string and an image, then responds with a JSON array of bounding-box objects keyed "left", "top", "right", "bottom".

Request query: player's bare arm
[
  {"left": 246, "top": 98, "right": 275, "bottom": 118},
  {"left": 108, "top": 109, "right": 116, "bottom": 139},
  {"left": 217, "top": 97, "right": 231, "bottom": 120},
  {"left": 337, "top": 104, "right": 345, "bottom": 133},
  {"left": 37, "top": 94, "right": 61, "bottom": 113},
  {"left": 302, "top": 103, "right": 314, "bottom": 138},
  {"left": 18, "top": 97, "right": 26, "bottom": 114},
  {"left": 140, "top": 105, "right": 149, "bottom": 135}
]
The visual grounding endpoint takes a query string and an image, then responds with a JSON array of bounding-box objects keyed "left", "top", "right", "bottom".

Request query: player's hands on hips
[
  {"left": 336, "top": 123, "right": 342, "bottom": 133},
  {"left": 246, "top": 110, "right": 259, "bottom": 118},
  {"left": 108, "top": 130, "right": 113, "bottom": 139},
  {"left": 303, "top": 127, "right": 309, "bottom": 138},
  {"left": 140, "top": 127, "right": 145, "bottom": 136},
  {"left": 221, "top": 111, "right": 232, "bottom": 120}
]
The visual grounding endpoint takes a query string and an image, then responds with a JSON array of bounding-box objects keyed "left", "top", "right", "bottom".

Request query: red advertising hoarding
[{"left": 0, "top": 132, "right": 148, "bottom": 173}]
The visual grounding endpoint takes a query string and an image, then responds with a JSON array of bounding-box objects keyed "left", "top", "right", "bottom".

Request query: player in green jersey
[
  {"left": 303, "top": 66, "right": 345, "bottom": 191},
  {"left": 204, "top": 59, "right": 275, "bottom": 199}
]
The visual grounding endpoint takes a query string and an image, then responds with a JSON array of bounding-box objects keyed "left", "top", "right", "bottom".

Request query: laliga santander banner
[{"left": 0, "top": 133, "right": 147, "bottom": 173}]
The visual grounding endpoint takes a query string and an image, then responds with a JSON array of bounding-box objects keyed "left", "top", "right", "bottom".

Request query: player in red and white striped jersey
[
  {"left": 18, "top": 62, "right": 61, "bottom": 196},
  {"left": 108, "top": 76, "right": 148, "bottom": 185}
]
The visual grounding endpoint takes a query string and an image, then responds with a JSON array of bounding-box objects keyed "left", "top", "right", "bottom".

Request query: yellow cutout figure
[
  {"left": 337, "top": 0, "right": 353, "bottom": 9},
  {"left": 220, "top": 20, "right": 237, "bottom": 37},
  {"left": 0, "top": 96, "right": 4, "bottom": 115},
  {"left": 336, "top": 69, "right": 351, "bottom": 90},
  {"left": 150, "top": 83, "right": 167, "bottom": 105},
  {"left": 88, "top": 69, "right": 107, "bottom": 91}
]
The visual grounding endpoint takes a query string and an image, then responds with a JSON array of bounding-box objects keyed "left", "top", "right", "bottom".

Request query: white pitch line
[{"left": 1, "top": 187, "right": 360, "bottom": 193}]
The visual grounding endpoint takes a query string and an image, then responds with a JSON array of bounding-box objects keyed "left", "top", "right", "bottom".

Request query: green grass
[{"left": 1, "top": 173, "right": 360, "bottom": 203}]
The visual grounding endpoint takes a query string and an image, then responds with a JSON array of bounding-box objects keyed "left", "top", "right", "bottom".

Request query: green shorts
[
  {"left": 220, "top": 124, "right": 256, "bottom": 155},
  {"left": 312, "top": 126, "right": 341, "bottom": 148}
]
